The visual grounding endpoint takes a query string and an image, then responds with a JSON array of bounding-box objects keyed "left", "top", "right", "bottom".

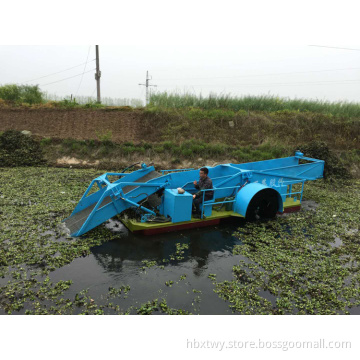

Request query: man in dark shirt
[{"left": 192, "top": 167, "right": 214, "bottom": 216}]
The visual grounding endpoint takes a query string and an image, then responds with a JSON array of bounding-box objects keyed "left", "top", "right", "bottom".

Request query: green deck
[
  {"left": 121, "top": 197, "right": 301, "bottom": 233},
  {"left": 122, "top": 208, "right": 243, "bottom": 232},
  {"left": 283, "top": 197, "right": 301, "bottom": 208}
]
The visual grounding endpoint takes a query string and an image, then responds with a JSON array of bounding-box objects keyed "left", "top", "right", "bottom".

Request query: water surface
[{"left": 50, "top": 218, "right": 246, "bottom": 314}]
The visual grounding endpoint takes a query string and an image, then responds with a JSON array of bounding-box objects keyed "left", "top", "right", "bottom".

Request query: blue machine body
[
  {"left": 163, "top": 189, "right": 193, "bottom": 223},
  {"left": 63, "top": 151, "right": 325, "bottom": 236},
  {"left": 234, "top": 182, "right": 283, "bottom": 217}
]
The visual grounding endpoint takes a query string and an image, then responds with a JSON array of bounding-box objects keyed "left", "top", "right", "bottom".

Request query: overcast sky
[
  {"left": 2, "top": 44, "right": 360, "bottom": 105},
  {"left": 1, "top": 1, "right": 359, "bottom": 105}
]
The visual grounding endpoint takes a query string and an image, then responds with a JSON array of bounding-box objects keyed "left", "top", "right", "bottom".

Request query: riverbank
[
  {"left": 1, "top": 106, "right": 359, "bottom": 150},
  {"left": 1, "top": 105, "right": 359, "bottom": 176}
]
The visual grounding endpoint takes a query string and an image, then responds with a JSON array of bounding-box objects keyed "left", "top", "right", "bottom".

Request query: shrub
[
  {"left": 56, "top": 99, "right": 79, "bottom": 108},
  {"left": 0, "top": 130, "right": 45, "bottom": 167},
  {"left": 86, "top": 139, "right": 96, "bottom": 148},
  {"left": 62, "top": 138, "right": 79, "bottom": 148},
  {"left": 181, "top": 148, "right": 193, "bottom": 157},
  {"left": 141, "top": 142, "right": 153, "bottom": 150},
  {"left": 0, "top": 84, "right": 44, "bottom": 104},
  {"left": 153, "top": 146, "right": 164, "bottom": 153},
  {"left": 71, "top": 142, "right": 82, "bottom": 151},
  {"left": 21, "top": 85, "right": 43, "bottom": 104},
  {"left": 40, "top": 137, "right": 52, "bottom": 147},
  {"left": 162, "top": 141, "right": 174, "bottom": 150},
  {"left": 297, "top": 141, "right": 351, "bottom": 179},
  {"left": 208, "top": 143, "right": 226, "bottom": 156},
  {"left": 231, "top": 149, "right": 252, "bottom": 162},
  {"left": 98, "top": 146, "right": 111, "bottom": 156},
  {"left": 0, "top": 85, "right": 21, "bottom": 102},
  {"left": 84, "top": 101, "right": 105, "bottom": 109},
  {"left": 122, "top": 145, "right": 137, "bottom": 155}
]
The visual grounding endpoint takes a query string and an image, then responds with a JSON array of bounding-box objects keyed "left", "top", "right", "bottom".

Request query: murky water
[
  {"left": 2, "top": 201, "right": 359, "bottom": 315},
  {"left": 49, "top": 218, "right": 247, "bottom": 314}
]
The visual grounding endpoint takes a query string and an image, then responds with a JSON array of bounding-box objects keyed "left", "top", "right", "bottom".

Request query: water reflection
[
  {"left": 92, "top": 219, "right": 243, "bottom": 277},
  {"left": 47, "top": 218, "right": 244, "bottom": 314}
]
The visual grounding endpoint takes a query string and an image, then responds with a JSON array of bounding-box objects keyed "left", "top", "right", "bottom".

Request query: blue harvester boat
[{"left": 63, "top": 151, "right": 324, "bottom": 236}]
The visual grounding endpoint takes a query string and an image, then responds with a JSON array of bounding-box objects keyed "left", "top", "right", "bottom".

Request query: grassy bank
[
  {"left": 48, "top": 139, "right": 357, "bottom": 176},
  {"left": 150, "top": 92, "right": 360, "bottom": 117},
  {"left": 41, "top": 137, "right": 290, "bottom": 168},
  {"left": 1, "top": 130, "right": 358, "bottom": 178},
  {"left": 141, "top": 107, "right": 360, "bottom": 151},
  {"left": 1, "top": 96, "right": 359, "bottom": 153},
  {"left": 37, "top": 137, "right": 355, "bottom": 177}
]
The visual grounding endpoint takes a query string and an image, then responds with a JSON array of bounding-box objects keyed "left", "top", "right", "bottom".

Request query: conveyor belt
[
  {"left": 64, "top": 171, "right": 162, "bottom": 235},
  {"left": 122, "top": 171, "right": 162, "bottom": 194},
  {"left": 64, "top": 196, "right": 112, "bottom": 235}
]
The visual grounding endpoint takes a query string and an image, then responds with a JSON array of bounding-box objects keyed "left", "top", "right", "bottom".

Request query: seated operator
[{"left": 192, "top": 167, "right": 214, "bottom": 217}]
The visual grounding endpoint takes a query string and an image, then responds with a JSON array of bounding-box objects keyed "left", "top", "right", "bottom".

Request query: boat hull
[{"left": 121, "top": 201, "right": 301, "bottom": 235}]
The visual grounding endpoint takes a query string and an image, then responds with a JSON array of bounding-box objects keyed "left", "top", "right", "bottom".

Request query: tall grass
[{"left": 149, "top": 91, "right": 360, "bottom": 117}]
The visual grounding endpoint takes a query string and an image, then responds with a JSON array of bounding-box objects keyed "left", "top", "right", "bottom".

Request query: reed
[{"left": 149, "top": 91, "right": 360, "bottom": 117}]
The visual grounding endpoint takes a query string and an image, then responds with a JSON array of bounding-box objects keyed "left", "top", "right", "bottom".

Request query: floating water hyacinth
[{"left": 0, "top": 166, "right": 359, "bottom": 314}]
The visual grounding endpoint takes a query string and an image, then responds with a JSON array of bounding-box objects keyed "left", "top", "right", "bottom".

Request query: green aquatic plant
[
  {"left": 0, "top": 167, "right": 359, "bottom": 315},
  {"left": 136, "top": 299, "right": 190, "bottom": 315},
  {"left": 208, "top": 274, "right": 217, "bottom": 281},
  {"left": 214, "top": 180, "right": 360, "bottom": 314},
  {"left": 108, "top": 285, "right": 131, "bottom": 298},
  {"left": 140, "top": 260, "right": 158, "bottom": 271},
  {"left": 0, "top": 130, "right": 46, "bottom": 167},
  {"left": 169, "top": 242, "right": 190, "bottom": 261}
]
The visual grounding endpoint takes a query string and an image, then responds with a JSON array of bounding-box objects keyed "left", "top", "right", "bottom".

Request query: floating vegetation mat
[
  {"left": 216, "top": 180, "right": 360, "bottom": 314},
  {"left": 0, "top": 167, "right": 359, "bottom": 314}
]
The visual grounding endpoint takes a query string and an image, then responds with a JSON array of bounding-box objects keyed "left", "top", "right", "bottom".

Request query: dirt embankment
[
  {"left": 0, "top": 108, "right": 145, "bottom": 142},
  {"left": 1, "top": 108, "right": 359, "bottom": 151},
  {"left": 1, "top": 108, "right": 359, "bottom": 177}
]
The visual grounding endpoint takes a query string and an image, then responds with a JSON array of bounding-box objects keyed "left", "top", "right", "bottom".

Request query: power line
[
  {"left": 309, "top": 45, "right": 360, "bottom": 51},
  {"left": 161, "top": 78, "right": 360, "bottom": 88},
  {"left": 75, "top": 46, "right": 92, "bottom": 97},
  {"left": 23, "top": 59, "right": 96, "bottom": 83},
  {"left": 243, "top": 81, "right": 360, "bottom": 87},
  {"left": 155, "top": 66, "right": 360, "bottom": 82},
  {"left": 39, "top": 69, "right": 96, "bottom": 87}
]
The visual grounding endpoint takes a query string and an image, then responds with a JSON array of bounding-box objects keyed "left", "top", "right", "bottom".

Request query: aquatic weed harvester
[{"left": 64, "top": 151, "right": 324, "bottom": 236}]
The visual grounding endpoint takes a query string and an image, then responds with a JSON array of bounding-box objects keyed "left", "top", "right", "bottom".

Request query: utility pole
[
  {"left": 95, "top": 45, "right": 101, "bottom": 103},
  {"left": 139, "top": 71, "right": 157, "bottom": 105}
]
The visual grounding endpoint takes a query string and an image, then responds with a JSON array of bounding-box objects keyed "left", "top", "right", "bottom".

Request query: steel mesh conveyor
[
  {"left": 64, "top": 196, "right": 112, "bottom": 235},
  {"left": 64, "top": 171, "right": 162, "bottom": 235},
  {"left": 122, "top": 171, "right": 162, "bottom": 194}
]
